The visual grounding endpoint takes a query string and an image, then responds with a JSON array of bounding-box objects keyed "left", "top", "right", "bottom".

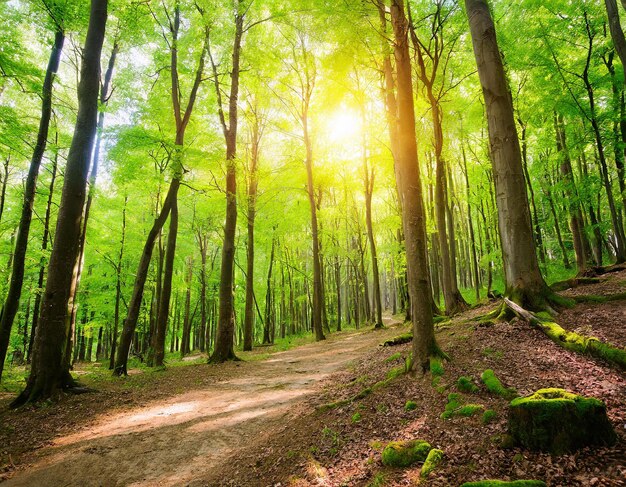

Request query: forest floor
[{"left": 0, "top": 271, "right": 625, "bottom": 487}]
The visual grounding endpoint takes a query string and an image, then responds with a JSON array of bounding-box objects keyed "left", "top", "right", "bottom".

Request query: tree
[
  {"left": 0, "top": 7, "right": 65, "bottom": 380},
  {"left": 465, "top": 0, "right": 559, "bottom": 310},
  {"left": 12, "top": 0, "right": 108, "bottom": 406},
  {"left": 390, "top": 0, "right": 438, "bottom": 372}
]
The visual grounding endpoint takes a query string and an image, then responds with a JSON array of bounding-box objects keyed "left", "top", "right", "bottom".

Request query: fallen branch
[{"left": 503, "top": 298, "right": 626, "bottom": 370}]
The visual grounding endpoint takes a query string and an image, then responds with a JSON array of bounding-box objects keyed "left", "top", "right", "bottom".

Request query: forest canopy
[{"left": 0, "top": 0, "right": 625, "bottom": 403}]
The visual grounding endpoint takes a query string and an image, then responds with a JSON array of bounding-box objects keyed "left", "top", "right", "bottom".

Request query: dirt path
[{"left": 3, "top": 320, "right": 403, "bottom": 487}]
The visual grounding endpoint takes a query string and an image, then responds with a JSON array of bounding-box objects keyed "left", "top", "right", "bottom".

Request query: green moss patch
[
  {"left": 420, "top": 448, "right": 444, "bottom": 477},
  {"left": 381, "top": 333, "right": 412, "bottom": 347},
  {"left": 441, "top": 393, "right": 484, "bottom": 419},
  {"left": 381, "top": 439, "right": 432, "bottom": 467},
  {"left": 509, "top": 388, "right": 616, "bottom": 454},
  {"left": 482, "top": 409, "right": 497, "bottom": 424},
  {"left": 405, "top": 400, "right": 418, "bottom": 411},
  {"left": 537, "top": 321, "right": 626, "bottom": 370},
  {"left": 430, "top": 357, "right": 444, "bottom": 377},
  {"left": 460, "top": 481, "right": 546, "bottom": 487},
  {"left": 384, "top": 352, "right": 402, "bottom": 363},
  {"left": 481, "top": 369, "right": 517, "bottom": 399},
  {"left": 457, "top": 376, "right": 479, "bottom": 393}
]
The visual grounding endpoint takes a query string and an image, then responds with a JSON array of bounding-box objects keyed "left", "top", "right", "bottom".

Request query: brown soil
[
  {"left": 0, "top": 322, "right": 403, "bottom": 486},
  {"left": 0, "top": 273, "right": 624, "bottom": 487}
]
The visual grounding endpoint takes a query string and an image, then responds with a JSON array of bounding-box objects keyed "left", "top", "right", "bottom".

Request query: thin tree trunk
[
  {"left": 109, "top": 197, "right": 127, "bottom": 369},
  {"left": 0, "top": 28, "right": 64, "bottom": 380}
]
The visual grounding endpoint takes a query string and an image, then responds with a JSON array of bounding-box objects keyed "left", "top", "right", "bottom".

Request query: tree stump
[{"left": 508, "top": 388, "right": 616, "bottom": 454}]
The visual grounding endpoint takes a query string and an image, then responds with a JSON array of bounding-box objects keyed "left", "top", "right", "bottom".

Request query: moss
[
  {"left": 405, "top": 400, "right": 418, "bottom": 411},
  {"left": 386, "top": 365, "right": 405, "bottom": 381},
  {"left": 420, "top": 448, "right": 444, "bottom": 478},
  {"left": 509, "top": 388, "right": 616, "bottom": 454},
  {"left": 458, "top": 404, "right": 484, "bottom": 417},
  {"left": 482, "top": 409, "right": 497, "bottom": 424},
  {"left": 481, "top": 369, "right": 517, "bottom": 399},
  {"left": 381, "top": 333, "right": 413, "bottom": 347},
  {"left": 384, "top": 352, "right": 403, "bottom": 363},
  {"left": 381, "top": 439, "right": 432, "bottom": 467},
  {"left": 367, "top": 472, "right": 387, "bottom": 487},
  {"left": 457, "top": 376, "right": 479, "bottom": 393},
  {"left": 538, "top": 321, "right": 626, "bottom": 370},
  {"left": 441, "top": 393, "right": 483, "bottom": 419},
  {"left": 351, "top": 412, "right": 362, "bottom": 423},
  {"left": 430, "top": 357, "right": 444, "bottom": 377},
  {"left": 460, "top": 481, "right": 546, "bottom": 487}
]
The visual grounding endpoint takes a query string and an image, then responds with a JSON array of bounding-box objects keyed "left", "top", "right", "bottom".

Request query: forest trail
[{"left": 3, "top": 318, "right": 403, "bottom": 487}]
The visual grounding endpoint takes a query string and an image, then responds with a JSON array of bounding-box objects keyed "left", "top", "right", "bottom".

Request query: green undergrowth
[
  {"left": 482, "top": 409, "right": 497, "bottom": 424},
  {"left": 319, "top": 361, "right": 410, "bottom": 411},
  {"left": 481, "top": 369, "right": 517, "bottom": 399},
  {"left": 381, "top": 439, "right": 432, "bottom": 467},
  {"left": 456, "top": 376, "right": 479, "bottom": 393},
  {"left": 441, "top": 393, "right": 484, "bottom": 419}
]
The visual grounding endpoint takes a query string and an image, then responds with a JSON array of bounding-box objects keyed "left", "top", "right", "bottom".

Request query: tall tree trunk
[
  {"left": 466, "top": 0, "right": 554, "bottom": 309},
  {"left": 263, "top": 237, "right": 276, "bottom": 344},
  {"left": 210, "top": 5, "right": 244, "bottom": 363},
  {"left": 68, "top": 41, "right": 118, "bottom": 362},
  {"left": 180, "top": 256, "right": 193, "bottom": 357},
  {"left": 109, "top": 197, "right": 127, "bottom": 369},
  {"left": 461, "top": 141, "right": 481, "bottom": 301},
  {"left": 28, "top": 142, "right": 59, "bottom": 363},
  {"left": 243, "top": 109, "right": 261, "bottom": 351},
  {"left": 0, "top": 28, "right": 64, "bottom": 380},
  {"left": 364, "top": 147, "right": 383, "bottom": 329},
  {"left": 115, "top": 6, "right": 207, "bottom": 374},
  {"left": 12, "top": 0, "right": 108, "bottom": 406},
  {"left": 554, "top": 113, "right": 588, "bottom": 274},
  {"left": 390, "top": 0, "right": 438, "bottom": 372}
]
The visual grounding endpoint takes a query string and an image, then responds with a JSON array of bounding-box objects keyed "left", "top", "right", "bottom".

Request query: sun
[{"left": 326, "top": 109, "right": 361, "bottom": 144}]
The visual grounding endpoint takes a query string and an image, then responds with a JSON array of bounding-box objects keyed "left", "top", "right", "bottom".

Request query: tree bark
[
  {"left": 0, "top": 28, "right": 64, "bottom": 380},
  {"left": 210, "top": 4, "right": 244, "bottom": 363},
  {"left": 12, "top": 0, "right": 107, "bottom": 405},
  {"left": 390, "top": 0, "right": 438, "bottom": 372},
  {"left": 109, "top": 197, "right": 126, "bottom": 369},
  {"left": 466, "top": 0, "right": 553, "bottom": 309}
]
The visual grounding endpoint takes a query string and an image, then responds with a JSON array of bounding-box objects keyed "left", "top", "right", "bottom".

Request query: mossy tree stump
[{"left": 508, "top": 388, "right": 616, "bottom": 454}]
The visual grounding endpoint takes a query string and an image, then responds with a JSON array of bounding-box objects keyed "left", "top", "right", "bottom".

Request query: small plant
[
  {"left": 376, "top": 403, "right": 389, "bottom": 413},
  {"left": 352, "top": 412, "right": 362, "bottom": 423},
  {"left": 441, "top": 393, "right": 484, "bottom": 419},
  {"left": 456, "top": 376, "right": 479, "bottom": 393},
  {"left": 404, "top": 400, "right": 418, "bottom": 411},
  {"left": 430, "top": 357, "right": 444, "bottom": 377},
  {"left": 367, "top": 472, "right": 387, "bottom": 487},
  {"left": 482, "top": 409, "right": 497, "bottom": 424}
]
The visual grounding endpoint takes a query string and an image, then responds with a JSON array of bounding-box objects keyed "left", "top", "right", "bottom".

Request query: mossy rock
[
  {"left": 381, "top": 439, "right": 432, "bottom": 467},
  {"left": 460, "top": 481, "right": 546, "bottom": 487},
  {"left": 420, "top": 448, "right": 444, "bottom": 478},
  {"left": 508, "top": 388, "right": 616, "bottom": 454}
]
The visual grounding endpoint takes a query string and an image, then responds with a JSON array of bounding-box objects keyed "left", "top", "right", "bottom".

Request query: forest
[{"left": 0, "top": 0, "right": 625, "bottom": 485}]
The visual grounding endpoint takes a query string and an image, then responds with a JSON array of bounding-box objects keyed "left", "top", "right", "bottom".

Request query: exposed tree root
[
  {"left": 503, "top": 298, "right": 626, "bottom": 371},
  {"left": 581, "top": 264, "right": 626, "bottom": 277},
  {"left": 572, "top": 292, "right": 626, "bottom": 304},
  {"left": 550, "top": 277, "right": 601, "bottom": 291},
  {"left": 10, "top": 372, "right": 93, "bottom": 408}
]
